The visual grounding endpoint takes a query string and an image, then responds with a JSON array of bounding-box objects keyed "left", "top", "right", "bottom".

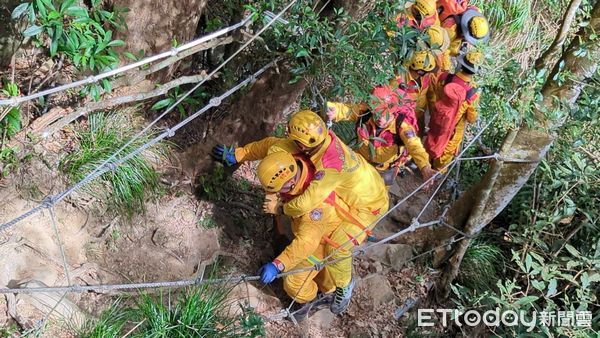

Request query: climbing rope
[
  {"left": 0, "top": 17, "right": 252, "bottom": 107},
  {"left": 0, "top": 0, "right": 299, "bottom": 232},
  {"left": 0, "top": 1, "right": 507, "bottom": 328}
]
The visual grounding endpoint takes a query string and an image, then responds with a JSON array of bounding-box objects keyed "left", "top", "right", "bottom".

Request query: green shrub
[
  {"left": 0, "top": 81, "right": 22, "bottom": 138},
  {"left": 60, "top": 112, "right": 164, "bottom": 216},
  {"left": 79, "top": 286, "right": 264, "bottom": 338},
  {"left": 249, "top": 1, "right": 420, "bottom": 102},
  {"left": 12, "top": 0, "right": 127, "bottom": 99}
]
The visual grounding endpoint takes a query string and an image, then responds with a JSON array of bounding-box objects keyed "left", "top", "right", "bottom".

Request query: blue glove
[
  {"left": 211, "top": 144, "right": 237, "bottom": 166},
  {"left": 257, "top": 262, "right": 280, "bottom": 284}
]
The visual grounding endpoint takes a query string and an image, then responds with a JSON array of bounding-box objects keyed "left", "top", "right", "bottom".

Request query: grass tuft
[
  {"left": 458, "top": 239, "right": 504, "bottom": 292},
  {"left": 60, "top": 112, "right": 165, "bottom": 217},
  {"left": 79, "top": 285, "right": 264, "bottom": 338}
]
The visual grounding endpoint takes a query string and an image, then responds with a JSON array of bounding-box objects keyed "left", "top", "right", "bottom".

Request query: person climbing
[
  {"left": 253, "top": 151, "right": 338, "bottom": 321},
  {"left": 212, "top": 110, "right": 389, "bottom": 315},
  {"left": 391, "top": 50, "right": 439, "bottom": 130},
  {"left": 425, "top": 50, "right": 481, "bottom": 170},
  {"left": 326, "top": 85, "right": 437, "bottom": 187},
  {"left": 396, "top": 0, "right": 440, "bottom": 30},
  {"left": 438, "top": 2, "right": 490, "bottom": 57}
]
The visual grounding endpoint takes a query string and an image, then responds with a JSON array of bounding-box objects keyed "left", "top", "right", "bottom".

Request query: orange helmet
[
  {"left": 257, "top": 152, "right": 297, "bottom": 192},
  {"left": 287, "top": 110, "right": 327, "bottom": 147}
]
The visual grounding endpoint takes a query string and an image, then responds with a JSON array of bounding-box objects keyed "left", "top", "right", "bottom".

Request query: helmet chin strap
[{"left": 287, "top": 160, "right": 309, "bottom": 196}]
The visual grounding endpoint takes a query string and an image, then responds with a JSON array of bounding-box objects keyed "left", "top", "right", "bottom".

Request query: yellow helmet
[
  {"left": 458, "top": 50, "right": 484, "bottom": 73},
  {"left": 257, "top": 151, "right": 297, "bottom": 192},
  {"left": 413, "top": 0, "right": 436, "bottom": 17},
  {"left": 287, "top": 110, "right": 327, "bottom": 147},
  {"left": 409, "top": 50, "right": 437, "bottom": 72},
  {"left": 460, "top": 9, "right": 490, "bottom": 44},
  {"left": 424, "top": 25, "right": 450, "bottom": 50},
  {"left": 469, "top": 17, "right": 489, "bottom": 39}
]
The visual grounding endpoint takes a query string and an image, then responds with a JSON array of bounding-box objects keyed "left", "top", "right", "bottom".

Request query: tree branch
[
  {"left": 9, "top": 74, "right": 207, "bottom": 146},
  {"left": 112, "top": 36, "right": 233, "bottom": 88},
  {"left": 534, "top": 0, "right": 583, "bottom": 72}
]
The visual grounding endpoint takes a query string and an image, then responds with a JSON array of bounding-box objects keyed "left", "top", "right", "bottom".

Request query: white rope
[
  {"left": 0, "top": 0, "right": 298, "bottom": 231},
  {"left": 0, "top": 17, "right": 251, "bottom": 107}
]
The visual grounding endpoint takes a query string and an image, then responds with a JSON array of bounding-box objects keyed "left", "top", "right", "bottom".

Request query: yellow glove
[{"left": 263, "top": 193, "right": 282, "bottom": 215}]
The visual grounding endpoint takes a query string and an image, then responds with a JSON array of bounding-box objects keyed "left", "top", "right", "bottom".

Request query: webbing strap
[
  {"left": 324, "top": 195, "right": 372, "bottom": 236},
  {"left": 321, "top": 235, "right": 341, "bottom": 249}
]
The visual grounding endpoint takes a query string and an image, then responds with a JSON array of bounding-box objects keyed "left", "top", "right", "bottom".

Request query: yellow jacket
[
  {"left": 275, "top": 201, "right": 343, "bottom": 271},
  {"left": 233, "top": 135, "right": 389, "bottom": 219},
  {"left": 328, "top": 102, "right": 430, "bottom": 170}
]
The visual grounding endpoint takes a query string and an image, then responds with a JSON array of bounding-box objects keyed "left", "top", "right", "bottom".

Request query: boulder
[
  {"left": 365, "top": 244, "right": 413, "bottom": 272},
  {"left": 225, "top": 283, "right": 282, "bottom": 316},
  {"left": 362, "top": 275, "right": 395, "bottom": 308},
  {"left": 309, "top": 308, "right": 335, "bottom": 331}
]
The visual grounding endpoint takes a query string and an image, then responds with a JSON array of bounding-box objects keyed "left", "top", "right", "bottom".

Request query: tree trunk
[
  {"left": 109, "top": 0, "right": 208, "bottom": 81},
  {"left": 178, "top": 68, "right": 308, "bottom": 180},
  {"left": 437, "top": 0, "right": 600, "bottom": 299},
  {"left": 0, "top": 0, "right": 25, "bottom": 67}
]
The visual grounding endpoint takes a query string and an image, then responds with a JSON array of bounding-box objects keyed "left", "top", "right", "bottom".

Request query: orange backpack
[{"left": 425, "top": 73, "right": 476, "bottom": 159}]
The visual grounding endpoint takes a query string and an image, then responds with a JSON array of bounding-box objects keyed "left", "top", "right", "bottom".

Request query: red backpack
[{"left": 425, "top": 73, "right": 477, "bottom": 159}]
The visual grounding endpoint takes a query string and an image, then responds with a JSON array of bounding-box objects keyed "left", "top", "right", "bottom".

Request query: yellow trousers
[
  {"left": 283, "top": 243, "right": 335, "bottom": 304},
  {"left": 326, "top": 199, "right": 389, "bottom": 287}
]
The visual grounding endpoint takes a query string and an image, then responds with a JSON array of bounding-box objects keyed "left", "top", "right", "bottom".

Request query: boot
[{"left": 330, "top": 277, "right": 356, "bottom": 314}]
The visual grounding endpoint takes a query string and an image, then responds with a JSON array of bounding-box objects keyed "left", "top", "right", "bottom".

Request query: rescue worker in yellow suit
[
  {"left": 211, "top": 110, "right": 389, "bottom": 315},
  {"left": 425, "top": 50, "right": 481, "bottom": 170},
  {"left": 254, "top": 151, "right": 380, "bottom": 320},
  {"left": 424, "top": 25, "right": 452, "bottom": 72},
  {"left": 391, "top": 50, "right": 439, "bottom": 132},
  {"left": 252, "top": 152, "right": 337, "bottom": 321},
  {"left": 325, "top": 85, "right": 437, "bottom": 187}
]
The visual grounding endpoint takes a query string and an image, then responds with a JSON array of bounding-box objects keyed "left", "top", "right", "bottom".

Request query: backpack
[{"left": 425, "top": 73, "right": 477, "bottom": 159}]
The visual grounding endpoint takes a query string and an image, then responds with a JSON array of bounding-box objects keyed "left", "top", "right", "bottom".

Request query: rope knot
[
  {"left": 493, "top": 153, "right": 502, "bottom": 161},
  {"left": 356, "top": 247, "right": 367, "bottom": 256},
  {"left": 42, "top": 195, "right": 56, "bottom": 209},
  {"left": 164, "top": 127, "right": 175, "bottom": 138},
  {"left": 313, "top": 262, "right": 324, "bottom": 271},
  {"left": 9, "top": 97, "right": 19, "bottom": 107},
  {"left": 104, "top": 162, "right": 117, "bottom": 171},
  {"left": 209, "top": 97, "right": 222, "bottom": 107},
  {"left": 170, "top": 48, "right": 179, "bottom": 57},
  {"left": 86, "top": 75, "right": 98, "bottom": 84},
  {"left": 409, "top": 218, "right": 419, "bottom": 232}
]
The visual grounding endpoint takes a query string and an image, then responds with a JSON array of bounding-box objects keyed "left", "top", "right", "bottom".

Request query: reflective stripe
[{"left": 307, "top": 255, "right": 322, "bottom": 266}]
